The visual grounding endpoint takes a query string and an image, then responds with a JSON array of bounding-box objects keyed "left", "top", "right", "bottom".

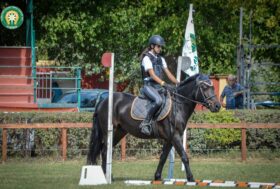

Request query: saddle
[{"left": 130, "top": 90, "right": 172, "bottom": 121}]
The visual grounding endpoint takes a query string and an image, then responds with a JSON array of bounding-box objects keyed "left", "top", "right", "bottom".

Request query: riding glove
[{"left": 162, "top": 83, "right": 175, "bottom": 92}]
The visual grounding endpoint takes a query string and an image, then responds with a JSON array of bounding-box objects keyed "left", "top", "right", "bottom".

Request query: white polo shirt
[{"left": 141, "top": 51, "right": 167, "bottom": 72}]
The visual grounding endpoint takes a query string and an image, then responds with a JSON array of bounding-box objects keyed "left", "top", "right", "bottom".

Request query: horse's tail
[{"left": 87, "top": 104, "right": 103, "bottom": 165}]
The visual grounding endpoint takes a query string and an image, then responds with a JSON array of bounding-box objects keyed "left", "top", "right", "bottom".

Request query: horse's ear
[
  {"left": 198, "top": 74, "right": 210, "bottom": 81},
  {"left": 196, "top": 74, "right": 208, "bottom": 85},
  {"left": 180, "top": 70, "right": 188, "bottom": 81},
  {"left": 179, "top": 73, "right": 201, "bottom": 87}
]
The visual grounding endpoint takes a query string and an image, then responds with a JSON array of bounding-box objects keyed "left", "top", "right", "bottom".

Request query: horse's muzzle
[{"left": 209, "top": 101, "right": 221, "bottom": 112}]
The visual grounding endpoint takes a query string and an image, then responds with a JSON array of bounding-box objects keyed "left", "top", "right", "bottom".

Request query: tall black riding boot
[
  {"left": 139, "top": 115, "right": 153, "bottom": 135},
  {"left": 139, "top": 104, "right": 159, "bottom": 135}
]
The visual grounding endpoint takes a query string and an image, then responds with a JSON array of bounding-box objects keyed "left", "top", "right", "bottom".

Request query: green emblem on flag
[
  {"left": 190, "top": 33, "right": 197, "bottom": 52},
  {"left": 1, "top": 6, "right": 24, "bottom": 29},
  {"left": 194, "top": 56, "right": 198, "bottom": 65}
]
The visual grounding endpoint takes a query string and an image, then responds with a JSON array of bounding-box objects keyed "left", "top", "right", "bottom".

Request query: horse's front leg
[
  {"left": 172, "top": 134, "right": 194, "bottom": 182},
  {"left": 154, "top": 142, "right": 172, "bottom": 180}
]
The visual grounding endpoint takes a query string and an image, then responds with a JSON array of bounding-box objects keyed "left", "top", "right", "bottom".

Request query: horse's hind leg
[
  {"left": 154, "top": 142, "right": 172, "bottom": 180},
  {"left": 87, "top": 130, "right": 101, "bottom": 165},
  {"left": 172, "top": 134, "right": 194, "bottom": 182},
  {"left": 100, "top": 127, "right": 127, "bottom": 174},
  {"left": 101, "top": 137, "right": 107, "bottom": 174},
  {"left": 87, "top": 114, "right": 103, "bottom": 165}
]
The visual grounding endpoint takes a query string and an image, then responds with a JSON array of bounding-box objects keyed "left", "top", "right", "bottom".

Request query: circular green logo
[{"left": 1, "top": 6, "right": 24, "bottom": 29}]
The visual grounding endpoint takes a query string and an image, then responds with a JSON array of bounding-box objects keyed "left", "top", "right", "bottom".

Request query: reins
[
  {"left": 170, "top": 90, "right": 205, "bottom": 105},
  {"left": 168, "top": 81, "right": 217, "bottom": 108}
]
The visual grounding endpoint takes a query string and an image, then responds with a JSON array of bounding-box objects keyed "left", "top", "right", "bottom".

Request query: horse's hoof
[
  {"left": 154, "top": 173, "right": 162, "bottom": 181},
  {"left": 188, "top": 176, "right": 195, "bottom": 182}
]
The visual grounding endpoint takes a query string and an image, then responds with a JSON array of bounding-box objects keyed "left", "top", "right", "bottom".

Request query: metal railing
[
  {"left": 237, "top": 8, "right": 280, "bottom": 109},
  {"left": 35, "top": 66, "right": 82, "bottom": 108},
  {"left": 0, "top": 64, "right": 82, "bottom": 109}
]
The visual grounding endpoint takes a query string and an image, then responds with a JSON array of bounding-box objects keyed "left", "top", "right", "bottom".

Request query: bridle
[
  {"left": 170, "top": 80, "right": 217, "bottom": 108},
  {"left": 195, "top": 80, "right": 217, "bottom": 108}
]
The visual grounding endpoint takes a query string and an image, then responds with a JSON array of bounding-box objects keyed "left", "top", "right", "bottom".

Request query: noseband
[{"left": 195, "top": 80, "right": 217, "bottom": 108}]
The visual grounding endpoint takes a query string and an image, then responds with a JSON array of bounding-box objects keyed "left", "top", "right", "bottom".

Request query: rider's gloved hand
[{"left": 161, "top": 81, "right": 175, "bottom": 92}]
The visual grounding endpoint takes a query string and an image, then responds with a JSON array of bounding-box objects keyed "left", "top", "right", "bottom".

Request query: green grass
[{"left": 0, "top": 158, "right": 279, "bottom": 189}]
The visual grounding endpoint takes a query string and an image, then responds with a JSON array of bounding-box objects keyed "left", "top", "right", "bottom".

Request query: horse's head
[{"left": 194, "top": 74, "right": 221, "bottom": 112}]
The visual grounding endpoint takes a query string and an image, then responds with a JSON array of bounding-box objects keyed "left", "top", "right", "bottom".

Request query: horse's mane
[
  {"left": 178, "top": 73, "right": 200, "bottom": 87},
  {"left": 178, "top": 73, "right": 210, "bottom": 88}
]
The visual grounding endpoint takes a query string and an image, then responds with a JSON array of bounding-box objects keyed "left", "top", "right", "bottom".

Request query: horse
[{"left": 87, "top": 73, "right": 221, "bottom": 181}]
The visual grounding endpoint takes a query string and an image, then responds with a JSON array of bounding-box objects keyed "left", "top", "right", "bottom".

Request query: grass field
[{"left": 0, "top": 158, "right": 279, "bottom": 189}]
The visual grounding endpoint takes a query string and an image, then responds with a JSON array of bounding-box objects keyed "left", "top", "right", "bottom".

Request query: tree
[{"left": 30, "top": 0, "right": 279, "bottom": 92}]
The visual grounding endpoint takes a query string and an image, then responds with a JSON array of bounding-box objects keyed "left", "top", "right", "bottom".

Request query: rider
[{"left": 139, "top": 35, "right": 179, "bottom": 135}]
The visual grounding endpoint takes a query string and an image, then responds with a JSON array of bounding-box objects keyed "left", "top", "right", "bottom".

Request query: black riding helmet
[{"left": 148, "top": 35, "right": 165, "bottom": 46}]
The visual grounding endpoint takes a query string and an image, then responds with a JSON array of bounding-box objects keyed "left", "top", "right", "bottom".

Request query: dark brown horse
[{"left": 87, "top": 73, "right": 221, "bottom": 181}]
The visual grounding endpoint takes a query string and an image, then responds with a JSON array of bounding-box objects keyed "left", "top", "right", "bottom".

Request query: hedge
[
  {"left": 1, "top": 109, "right": 279, "bottom": 124},
  {"left": 0, "top": 110, "right": 279, "bottom": 157}
]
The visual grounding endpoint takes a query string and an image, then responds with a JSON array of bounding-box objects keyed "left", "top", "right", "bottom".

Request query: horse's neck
[
  {"left": 177, "top": 81, "right": 197, "bottom": 105},
  {"left": 175, "top": 83, "right": 197, "bottom": 130},
  {"left": 178, "top": 100, "right": 196, "bottom": 125}
]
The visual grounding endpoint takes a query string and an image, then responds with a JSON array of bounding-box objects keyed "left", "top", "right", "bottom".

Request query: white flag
[{"left": 182, "top": 4, "right": 199, "bottom": 77}]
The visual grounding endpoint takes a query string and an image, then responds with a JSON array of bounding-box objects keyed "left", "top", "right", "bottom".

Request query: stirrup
[
  {"left": 140, "top": 120, "right": 152, "bottom": 135},
  {"left": 140, "top": 120, "right": 151, "bottom": 127}
]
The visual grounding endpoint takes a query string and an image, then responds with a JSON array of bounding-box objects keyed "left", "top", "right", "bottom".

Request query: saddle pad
[{"left": 130, "top": 93, "right": 172, "bottom": 121}]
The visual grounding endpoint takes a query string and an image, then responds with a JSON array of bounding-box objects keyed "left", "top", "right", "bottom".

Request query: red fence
[{"left": 1, "top": 123, "right": 280, "bottom": 162}]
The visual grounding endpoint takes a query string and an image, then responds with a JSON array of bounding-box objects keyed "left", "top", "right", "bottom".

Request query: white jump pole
[
  {"left": 79, "top": 53, "right": 114, "bottom": 186},
  {"left": 105, "top": 53, "right": 115, "bottom": 184}
]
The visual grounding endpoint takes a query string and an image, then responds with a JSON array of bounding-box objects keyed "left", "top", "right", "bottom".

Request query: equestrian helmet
[{"left": 148, "top": 35, "right": 165, "bottom": 46}]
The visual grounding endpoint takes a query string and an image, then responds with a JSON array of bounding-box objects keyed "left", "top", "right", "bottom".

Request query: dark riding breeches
[{"left": 142, "top": 85, "right": 163, "bottom": 120}]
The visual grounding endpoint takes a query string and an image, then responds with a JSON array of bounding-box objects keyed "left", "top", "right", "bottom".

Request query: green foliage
[
  {"left": 234, "top": 109, "right": 280, "bottom": 123},
  {"left": 67, "top": 128, "right": 92, "bottom": 157},
  {"left": 205, "top": 129, "right": 241, "bottom": 149},
  {"left": 189, "top": 111, "right": 241, "bottom": 151},
  {"left": 188, "top": 129, "right": 208, "bottom": 154},
  {"left": 190, "top": 110, "right": 241, "bottom": 123},
  {"left": 31, "top": 0, "right": 280, "bottom": 90},
  {"left": 189, "top": 110, "right": 280, "bottom": 152},
  {"left": 247, "top": 128, "right": 280, "bottom": 150},
  {"left": 35, "top": 129, "right": 60, "bottom": 154},
  {"left": 0, "top": 112, "right": 93, "bottom": 124},
  {"left": 125, "top": 136, "right": 164, "bottom": 157},
  {"left": 0, "top": 112, "right": 93, "bottom": 157},
  {"left": 2, "top": 1, "right": 279, "bottom": 92}
]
